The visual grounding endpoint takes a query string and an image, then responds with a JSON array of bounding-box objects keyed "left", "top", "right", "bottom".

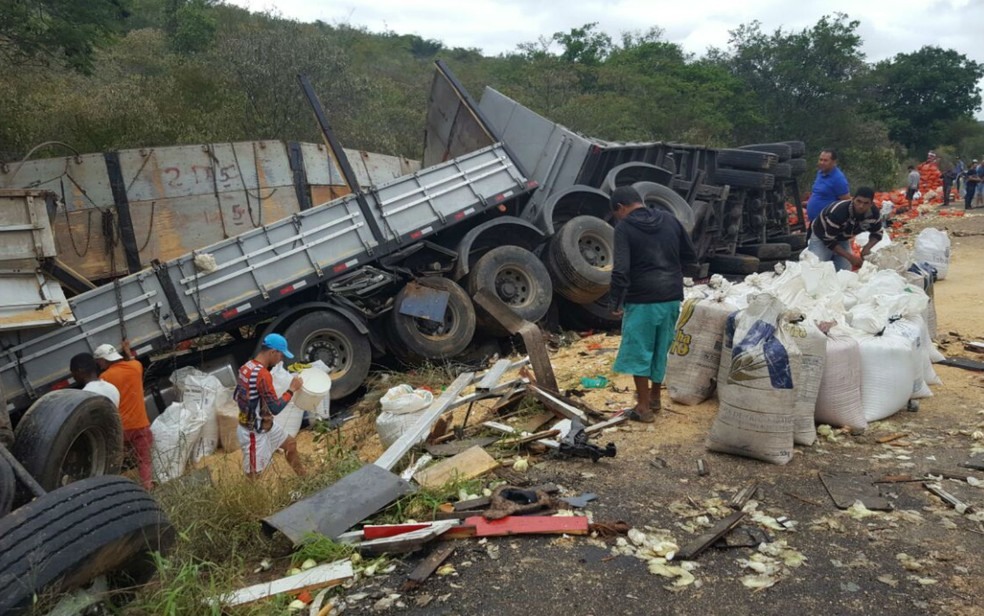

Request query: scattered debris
[
  {"left": 819, "top": 472, "right": 894, "bottom": 511},
  {"left": 413, "top": 446, "right": 499, "bottom": 489},
  {"left": 219, "top": 560, "right": 354, "bottom": 607},
  {"left": 671, "top": 511, "right": 745, "bottom": 561},
  {"left": 728, "top": 482, "right": 759, "bottom": 510},
  {"left": 445, "top": 515, "right": 590, "bottom": 539},
  {"left": 401, "top": 545, "right": 456, "bottom": 591},
  {"left": 697, "top": 459, "right": 709, "bottom": 477},
  {"left": 924, "top": 482, "right": 977, "bottom": 514}
]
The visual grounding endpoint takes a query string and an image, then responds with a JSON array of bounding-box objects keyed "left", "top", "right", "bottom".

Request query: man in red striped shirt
[{"left": 234, "top": 333, "right": 306, "bottom": 476}]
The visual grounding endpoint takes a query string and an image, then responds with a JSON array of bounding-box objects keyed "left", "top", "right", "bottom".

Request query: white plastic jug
[{"left": 292, "top": 367, "right": 332, "bottom": 412}]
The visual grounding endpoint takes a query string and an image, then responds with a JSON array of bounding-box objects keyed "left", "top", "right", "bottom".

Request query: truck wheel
[
  {"left": 709, "top": 254, "right": 760, "bottom": 275},
  {"left": 708, "top": 169, "right": 775, "bottom": 191},
  {"left": 788, "top": 158, "right": 808, "bottom": 175},
  {"left": 389, "top": 277, "right": 477, "bottom": 362},
  {"left": 738, "top": 142, "right": 793, "bottom": 161},
  {"left": 546, "top": 215, "right": 614, "bottom": 304},
  {"left": 0, "top": 456, "right": 14, "bottom": 516},
  {"left": 771, "top": 162, "right": 792, "bottom": 179},
  {"left": 467, "top": 246, "right": 553, "bottom": 333},
  {"left": 632, "top": 181, "right": 696, "bottom": 234},
  {"left": 781, "top": 140, "right": 806, "bottom": 157},
  {"left": 769, "top": 233, "right": 808, "bottom": 251},
  {"left": 601, "top": 162, "right": 673, "bottom": 194},
  {"left": 284, "top": 311, "right": 372, "bottom": 400},
  {"left": 557, "top": 293, "right": 621, "bottom": 332},
  {"left": 0, "top": 475, "right": 173, "bottom": 615},
  {"left": 12, "top": 391, "right": 123, "bottom": 493},
  {"left": 715, "top": 149, "right": 778, "bottom": 171},
  {"left": 736, "top": 243, "right": 791, "bottom": 260}
]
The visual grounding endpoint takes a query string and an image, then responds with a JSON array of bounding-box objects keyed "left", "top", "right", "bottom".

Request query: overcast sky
[{"left": 228, "top": 0, "right": 984, "bottom": 111}]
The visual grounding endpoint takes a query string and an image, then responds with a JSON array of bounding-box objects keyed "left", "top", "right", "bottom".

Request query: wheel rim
[
  {"left": 493, "top": 265, "right": 534, "bottom": 309},
  {"left": 578, "top": 232, "right": 611, "bottom": 268},
  {"left": 413, "top": 303, "right": 459, "bottom": 340},
  {"left": 301, "top": 329, "right": 354, "bottom": 378},
  {"left": 58, "top": 429, "right": 107, "bottom": 487}
]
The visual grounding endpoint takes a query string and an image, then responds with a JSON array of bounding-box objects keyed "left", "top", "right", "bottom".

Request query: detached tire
[
  {"left": 12, "top": 390, "right": 123, "bottom": 493},
  {"left": 709, "top": 254, "right": 760, "bottom": 275},
  {"left": 546, "top": 216, "right": 614, "bottom": 304},
  {"left": 467, "top": 246, "right": 553, "bottom": 333},
  {"left": 0, "top": 475, "right": 173, "bottom": 615},
  {"left": 709, "top": 169, "right": 775, "bottom": 191},
  {"left": 389, "top": 277, "right": 476, "bottom": 362},
  {"left": 284, "top": 311, "right": 372, "bottom": 399}
]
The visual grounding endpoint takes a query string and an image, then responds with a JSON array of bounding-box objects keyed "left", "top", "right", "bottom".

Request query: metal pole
[{"left": 0, "top": 443, "right": 46, "bottom": 498}]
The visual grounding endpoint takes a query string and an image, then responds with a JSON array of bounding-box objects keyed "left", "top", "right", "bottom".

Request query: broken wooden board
[
  {"left": 375, "top": 372, "right": 475, "bottom": 471},
  {"left": 728, "top": 482, "right": 759, "bottom": 510},
  {"left": 938, "top": 357, "right": 984, "bottom": 371},
  {"left": 512, "top": 410, "right": 556, "bottom": 434},
  {"left": 818, "top": 472, "right": 894, "bottom": 511},
  {"left": 413, "top": 446, "right": 499, "bottom": 489},
  {"left": 447, "top": 515, "right": 590, "bottom": 538},
  {"left": 425, "top": 436, "right": 499, "bottom": 458},
  {"left": 671, "top": 511, "right": 745, "bottom": 561},
  {"left": 357, "top": 521, "right": 459, "bottom": 556},
  {"left": 402, "top": 544, "right": 456, "bottom": 591},
  {"left": 220, "top": 560, "right": 353, "bottom": 607},
  {"left": 262, "top": 464, "right": 415, "bottom": 543},
  {"left": 924, "top": 482, "right": 977, "bottom": 513},
  {"left": 476, "top": 359, "right": 514, "bottom": 391},
  {"left": 483, "top": 420, "right": 563, "bottom": 450},
  {"left": 713, "top": 525, "right": 771, "bottom": 549},
  {"left": 963, "top": 341, "right": 984, "bottom": 354},
  {"left": 528, "top": 385, "right": 587, "bottom": 422},
  {"left": 498, "top": 429, "right": 560, "bottom": 447}
]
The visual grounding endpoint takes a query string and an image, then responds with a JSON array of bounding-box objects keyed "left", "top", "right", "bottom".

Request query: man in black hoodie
[{"left": 609, "top": 186, "right": 698, "bottom": 422}]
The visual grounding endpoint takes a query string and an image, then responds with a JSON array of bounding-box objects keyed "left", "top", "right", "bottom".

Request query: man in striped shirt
[
  {"left": 806, "top": 186, "right": 882, "bottom": 272},
  {"left": 234, "top": 333, "right": 306, "bottom": 476}
]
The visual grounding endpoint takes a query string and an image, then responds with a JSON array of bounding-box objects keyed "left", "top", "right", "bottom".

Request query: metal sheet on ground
[
  {"left": 819, "top": 471, "right": 894, "bottom": 511},
  {"left": 262, "top": 464, "right": 416, "bottom": 544}
]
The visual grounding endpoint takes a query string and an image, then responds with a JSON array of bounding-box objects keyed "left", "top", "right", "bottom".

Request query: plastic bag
[
  {"left": 376, "top": 385, "right": 435, "bottom": 448},
  {"left": 151, "top": 402, "right": 207, "bottom": 483},
  {"left": 912, "top": 228, "right": 951, "bottom": 280}
]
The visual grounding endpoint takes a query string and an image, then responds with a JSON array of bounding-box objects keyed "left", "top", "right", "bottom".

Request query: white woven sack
[
  {"left": 912, "top": 228, "right": 951, "bottom": 280},
  {"left": 857, "top": 333, "right": 917, "bottom": 422},
  {"left": 782, "top": 318, "right": 827, "bottom": 446},
  {"left": 151, "top": 402, "right": 206, "bottom": 483},
  {"left": 814, "top": 333, "right": 866, "bottom": 431},
  {"left": 376, "top": 385, "right": 435, "bottom": 448},
  {"left": 667, "top": 298, "right": 734, "bottom": 405},
  {"left": 707, "top": 294, "right": 798, "bottom": 465},
  {"left": 885, "top": 316, "right": 939, "bottom": 394}
]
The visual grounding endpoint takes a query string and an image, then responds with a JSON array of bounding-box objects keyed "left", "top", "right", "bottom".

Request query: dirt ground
[{"left": 198, "top": 212, "right": 984, "bottom": 615}]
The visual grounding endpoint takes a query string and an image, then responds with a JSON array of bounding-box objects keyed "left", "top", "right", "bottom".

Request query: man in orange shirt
[{"left": 95, "top": 341, "right": 153, "bottom": 490}]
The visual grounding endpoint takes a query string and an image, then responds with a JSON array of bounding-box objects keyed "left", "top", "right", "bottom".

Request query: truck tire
[
  {"left": 771, "top": 162, "right": 792, "bottom": 179},
  {"left": 788, "top": 158, "right": 808, "bottom": 175},
  {"left": 467, "top": 246, "right": 553, "bottom": 333},
  {"left": 546, "top": 215, "right": 614, "bottom": 304},
  {"left": 389, "top": 277, "right": 477, "bottom": 362},
  {"left": 769, "top": 233, "right": 808, "bottom": 251},
  {"left": 709, "top": 254, "right": 760, "bottom": 275},
  {"left": 0, "top": 475, "right": 173, "bottom": 615},
  {"left": 12, "top": 390, "right": 123, "bottom": 493},
  {"left": 715, "top": 149, "right": 778, "bottom": 171},
  {"left": 738, "top": 142, "right": 792, "bottom": 161},
  {"left": 781, "top": 140, "right": 807, "bottom": 158},
  {"left": 601, "top": 162, "right": 674, "bottom": 194},
  {"left": 0, "top": 456, "right": 14, "bottom": 516},
  {"left": 757, "top": 259, "right": 786, "bottom": 274},
  {"left": 709, "top": 169, "right": 775, "bottom": 191},
  {"left": 284, "top": 311, "right": 372, "bottom": 400},
  {"left": 557, "top": 293, "right": 621, "bottom": 332},
  {"left": 632, "top": 181, "right": 696, "bottom": 234},
  {"left": 736, "top": 243, "right": 791, "bottom": 260}
]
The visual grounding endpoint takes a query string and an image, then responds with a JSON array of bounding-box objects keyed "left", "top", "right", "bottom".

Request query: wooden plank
[
  {"left": 670, "top": 511, "right": 745, "bottom": 561},
  {"left": 413, "top": 446, "right": 499, "bottom": 489},
  {"left": 461, "top": 515, "right": 589, "bottom": 538},
  {"left": 876, "top": 432, "right": 908, "bottom": 444},
  {"left": 819, "top": 472, "right": 893, "bottom": 511},
  {"left": 728, "top": 481, "right": 759, "bottom": 510},
  {"left": 357, "top": 521, "right": 458, "bottom": 555},
  {"left": 963, "top": 341, "right": 984, "bottom": 354},
  {"left": 513, "top": 410, "right": 556, "bottom": 434},
  {"left": 498, "top": 429, "right": 560, "bottom": 447},
  {"left": 518, "top": 322, "right": 559, "bottom": 391},
  {"left": 425, "top": 437, "right": 499, "bottom": 458},
  {"left": 220, "top": 560, "right": 353, "bottom": 607},
  {"left": 528, "top": 385, "right": 587, "bottom": 422},
  {"left": 483, "top": 421, "right": 561, "bottom": 450},
  {"left": 585, "top": 414, "right": 627, "bottom": 433},
  {"left": 375, "top": 372, "right": 475, "bottom": 471},
  {"left": 476, "top": 359, "right": 513, "bottom": 391},
  {"left": 402, "top": 544, "right": 456, "bottom": 591}
]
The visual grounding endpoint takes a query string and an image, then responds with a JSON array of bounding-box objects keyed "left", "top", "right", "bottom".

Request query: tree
[
  {"left": 165, "top": 0, "right": 217, "bottom": 53},
  {"left": 0, "top": 0, "right": 130, "bottom": 73},
  {"left": 868, "top": 46, "right": 984, "bottom": 153},
  {"left": 552, "top": 23, "right": 612, "bottom": 66}
]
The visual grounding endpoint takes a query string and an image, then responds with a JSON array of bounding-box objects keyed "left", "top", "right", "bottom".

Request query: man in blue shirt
[{"left": 805, "top": 149, "right": 851, "bottom": 223}]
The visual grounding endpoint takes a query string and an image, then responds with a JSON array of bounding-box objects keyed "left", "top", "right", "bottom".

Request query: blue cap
[{"left": 262, "top": 333, "right": 294, "bottom": 359}]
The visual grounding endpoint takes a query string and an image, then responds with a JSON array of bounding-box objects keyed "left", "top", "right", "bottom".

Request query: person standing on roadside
[
  {"left": 608, "top": 186, "right": 698, "bottom": 423},
  {"left": 234, "top": 333, "right": 307, "bottom": 477},
  {"left": 95, "top": 341, "right": 153, "bottom": 490},
  {"left": 807, "top": 186, "right": 883, "bottom": 272},
  {"left": 906, "top": 165, "right": 920, "bottom": 208},
  {"left": 965, "top": 159, "right": 981, "bottom": 210},
  {"left": 805, "top": 148, "right": 851, "bottom": 224}
]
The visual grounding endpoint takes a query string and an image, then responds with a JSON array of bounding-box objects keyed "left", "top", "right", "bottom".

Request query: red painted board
[
  {"left": 363, "top": 523, "right": 432, "bottom": 540},
  {"left": 463, "top": 515, "right": 589, "bottom": 537}
]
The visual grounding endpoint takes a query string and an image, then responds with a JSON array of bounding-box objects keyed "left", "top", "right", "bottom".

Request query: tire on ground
[
  {"left": 284, "top": 311, "right": 372, "bottom": 399},
  {"left": 737, "top": 243, "right": 791, "bottom": 260},
  {"left": 602, "top": 163, "right": 674, "bottom": 194},
  {"left": 557, "top": 293, "right": 621, "bottom": 332},
  {"left": 715, "top": 149, "right": 778, "bottom": 171},
  {"left": 11, "top": 390, "right": 123, "bottom": 493},
  {"left": 709, "top": 253, "right": 760, "bottom": 275},
  {"left": 0, "top": 475, "right": 173, "bottom": 615},
  {"left": 546, "top": 215, "right": 615, "bottom": 304},
  {"left": 769, "top": 233, "right": 808, "bottom": 251},
  {"left": 738, "top": 142, "right": 793, "bottom": 161},
  {"left": 788, "top": 158, "right": 808, "bottom": 175},
  {"left": 632, "top": 181, "right": 696, "bottom": 234},
  {"left": 388, "top": 277, "right": 477, "bottom": 362},
  {"left": 0, "top": 455, "right": 14, "bottom": 516},
  {"left": 467, "top": 245, "right": 553, "bottom": 334},
  {"left": 708, "top": 169, "right": 775, "bottom": 191}
]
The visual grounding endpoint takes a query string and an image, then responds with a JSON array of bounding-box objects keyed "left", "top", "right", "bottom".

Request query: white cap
[{"left": 93, "top": 344, "right": 123, "bottom": 362}]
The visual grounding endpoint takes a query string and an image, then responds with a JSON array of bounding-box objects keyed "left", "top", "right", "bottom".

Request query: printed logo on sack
[
  {"left": 728, "top": 321, "right": 794, "bottom": 389},
  {"left": 669, "top": 299, "right": 697, "bottom": 356}
]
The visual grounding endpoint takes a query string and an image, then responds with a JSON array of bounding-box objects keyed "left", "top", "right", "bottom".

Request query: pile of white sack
[{"left": 666, "top": 228, "right": 949, "bottom": 465}]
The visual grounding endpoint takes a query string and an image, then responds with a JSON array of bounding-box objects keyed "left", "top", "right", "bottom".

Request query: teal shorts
[{"left": 613, "top": 301, "right": 681, "bottom": 383}]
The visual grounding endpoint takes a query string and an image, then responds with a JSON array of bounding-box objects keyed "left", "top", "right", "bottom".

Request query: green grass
[
  {"left": 291, "top": 535, "right": 354, "bottom": 567},
  {"left": 370, "top": 476, "right": 484, "bottom": 524}
]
